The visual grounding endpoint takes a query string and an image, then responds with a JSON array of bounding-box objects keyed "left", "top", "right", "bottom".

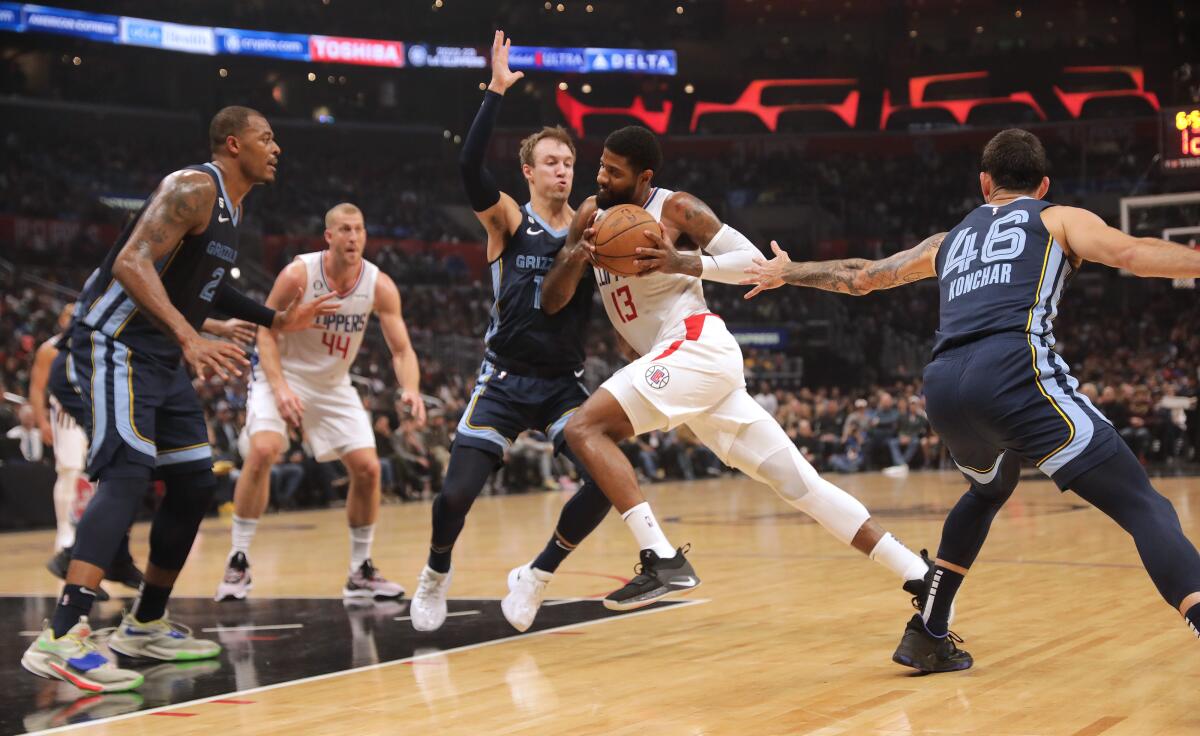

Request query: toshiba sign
[{"left": 309, "top": 35, "right": 404, "bottom": 67}]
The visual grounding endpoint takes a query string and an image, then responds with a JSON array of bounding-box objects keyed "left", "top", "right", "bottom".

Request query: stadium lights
[
  {"left": 307, "top": 72, "right": 316, "bottom": 81},
  {"left": 558, "top": 81, "right": 568, "bottom": 90},
  {"left": 581, "top": 83, "right": 592, "bottom": 93},
  {"left": 218, "top": 67, "right": 228, "bottom": 77}
]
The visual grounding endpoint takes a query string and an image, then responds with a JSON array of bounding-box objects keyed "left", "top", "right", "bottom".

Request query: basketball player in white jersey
[
  {"left": 30, "top": 303, "right": 254, "bottom": 599},
  {"left": 216, "top": 202, "right": 425, "bottom": 601},
  {"left": 541, "top": 126, "right": 935, "bottom": 611}
]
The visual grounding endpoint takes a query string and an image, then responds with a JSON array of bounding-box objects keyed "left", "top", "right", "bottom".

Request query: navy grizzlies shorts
[
  {"left": 454, "top": 359, "right": 589, "bottom": 458},
  {"left": 51, "top": 329, "right": 213, "bottom": 478},
  {"left": 922, "top": 332, "right": 1120, "bottom": 490}
]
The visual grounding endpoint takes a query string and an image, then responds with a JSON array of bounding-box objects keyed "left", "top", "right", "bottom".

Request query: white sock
[
  {"left": 230, "top": 515, "right": 258, "bottom": 558},
  {"left": 621, "top": 502, "right": 676, "bottom": 559},
  {"left": 528, "top": 563, "right": 554, "bottom": 582},
  {"left": 869, "top": 533, "right": 928, "bottom": 581},
  {"left": 350, "top": 524, "right": 375, "bottom": 573}
]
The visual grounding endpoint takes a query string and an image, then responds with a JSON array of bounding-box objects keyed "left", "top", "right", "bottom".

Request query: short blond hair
[
  {"left": 325, "top": 202, "right": 363, "bottom": 229},
  {"left": 519, "top": 126, "right": 575, "bottom": 168}
]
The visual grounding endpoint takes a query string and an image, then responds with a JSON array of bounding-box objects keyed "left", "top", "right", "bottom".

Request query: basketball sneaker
[
  {"left": 21, "top": 618, "right": 144, "bottom": 692},
  {"left": 409, "top": 566, "right": 452, "bottom": 631},
  {"left": 501, "top": 563, "right": 552, "bottom": 632},
  {"left": 343, "top": 559, "right": 405, "bottom": 599},
  {"left": 891, "top": 614, "right": 973, "bottom": 673},
  {"left": 45, "top": 549, "right": 110, "bottom": 602},
  {"left": 214, "top": 552, "right": 252, "bottom": 602},
  {"left": 902, "top": 549, "right": 955, "bottom": 624},
  {"left": 603, "top": 545, "right": 700, "bottom": 611},
  {"left": 106, "top": 611, "right": 221, "bottom": 661}
]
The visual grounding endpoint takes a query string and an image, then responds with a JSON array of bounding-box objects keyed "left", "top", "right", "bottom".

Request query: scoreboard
[{"left": 1163, "top": 105, "right": 1200, "bottom": 173}]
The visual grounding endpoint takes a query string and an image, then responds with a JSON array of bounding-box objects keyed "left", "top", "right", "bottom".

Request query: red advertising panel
[
  {"left": 691, "top": 79, "right": 860, "bottom": 132},
  {"left": 308, "top": 35, "right": 404, "bottom": 68},
  {"left": 556, "top": 89, "right": 672, "bottom": 137},
  {"left": 880, "top": 72, "right": 1044, "bottom": 129}
]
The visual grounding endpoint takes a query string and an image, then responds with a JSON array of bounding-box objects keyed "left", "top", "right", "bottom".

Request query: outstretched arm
[
  {"left": 376, "top": 272, "right": 425, "bottom": 426},
  {"left": 461, "top": 30, "right": 525, "bottom": 262},
  {"left": 741, "top": 232, "right": 946, "bottom": 298},
  {"left": 541, "top": 197, "right": 598, "bottom": 314},
  {"left": 1055, "top": 206, "right": 1200, "bottom": 278}
]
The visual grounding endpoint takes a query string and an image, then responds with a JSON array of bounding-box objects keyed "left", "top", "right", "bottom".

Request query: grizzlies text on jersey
[
  {"left": 76, "top": 163, "right": 240, "bottom": 365},
  {"left": 483, "top": 203, "right": 593, "bottom": 375}
]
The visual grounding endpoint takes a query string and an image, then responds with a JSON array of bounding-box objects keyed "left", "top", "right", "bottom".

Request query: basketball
[{"left": 592, "top": 204, "right": 662, "bottom": 276}]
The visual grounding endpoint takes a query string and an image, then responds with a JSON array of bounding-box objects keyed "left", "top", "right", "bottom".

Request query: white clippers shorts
[
  {"left": 50, "top": 397, "right": 87, "bottom": 473},
  {"left": 244, "top": 375, "right": 374, "bottom": 463},
  {"left": 600, "top": 313, "right": 784, "bottom": 468}
]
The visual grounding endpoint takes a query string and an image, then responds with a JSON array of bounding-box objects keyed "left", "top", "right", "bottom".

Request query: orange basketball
[{"left": 592, "top": 204, "right": 662, "bottom": 277}]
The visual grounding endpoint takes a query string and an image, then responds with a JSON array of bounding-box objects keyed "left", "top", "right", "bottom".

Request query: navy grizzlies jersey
[
  {"left": 933, "top": 197, "right": 1070, "bottom": 356},
  {"left": 484, "top": 203, "right": 593, "bottom": 374},
  {"left": 78, "top": 163, "right": 240, "bottom": 363}
]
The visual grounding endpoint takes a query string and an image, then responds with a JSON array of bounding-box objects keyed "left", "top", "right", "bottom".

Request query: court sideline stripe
[{"left": 24, "top": 598, "right": 709, "bottom": 736}]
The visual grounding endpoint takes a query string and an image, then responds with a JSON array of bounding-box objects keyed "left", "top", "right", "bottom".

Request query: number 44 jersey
[
  {"left": 272, "top": 251, "right": 379, "bottom": 388},
  {"left": 933, "top": 196, "right": 1071, "bottom": 357}
]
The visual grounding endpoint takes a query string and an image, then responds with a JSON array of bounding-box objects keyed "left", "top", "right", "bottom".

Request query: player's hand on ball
[
  {"left": 400, "top": 389, "right": 427, "bottom": 427},
  {"left": 274, "top": 383, "right": 304, "bottom": 429},
  {"left": 567, "top": 211, "right": 599, "bottom": 266},
  {"left": 740, "top": 240, "right": 791, "bottom": 299},
  {"left": 635, "top": 228, "right": 695, "bottom": 277},
  {"left": 488, "top": 30, "right": 524, "bottom": 94},
  {"left": 183, "top": 334, "right": 249, "bottom": 381},
  {"left": 276, "top": 289, "right": 339, "bottom": 332},
  {"left": 209, "top": 318, "right": 257, "bottom": 347}
]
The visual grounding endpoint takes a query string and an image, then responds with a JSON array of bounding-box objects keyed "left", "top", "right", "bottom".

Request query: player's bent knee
[{"left": 246, "top": 432, "right": 285, "bottom": 472}]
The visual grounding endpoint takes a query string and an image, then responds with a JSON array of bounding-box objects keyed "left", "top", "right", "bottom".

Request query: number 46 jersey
[
  {"left": 933, "top": 197, "right": 1076, "bottom": 357},
  {"left": 273, "top": 251, "right": 379, "bottom": 388}
]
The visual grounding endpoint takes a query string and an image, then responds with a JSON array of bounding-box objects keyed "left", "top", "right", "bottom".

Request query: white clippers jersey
[
  {"left": 273, "top": 251, "right": 378, "bottom": 387},
  {"left": 594, "top": 188, "right": 711, "bottom": 356}
]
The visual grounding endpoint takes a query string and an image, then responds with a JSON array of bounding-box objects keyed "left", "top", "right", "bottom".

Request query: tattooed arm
[
  {"left": 111, "top": 169, "right": 248, "bottom": 379},
  {"left": 740, "top": 232, "right": 947, "bottom": 299}
]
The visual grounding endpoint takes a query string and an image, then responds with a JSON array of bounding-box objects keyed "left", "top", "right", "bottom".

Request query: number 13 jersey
[
  {"left": 275, "top": 251, "right": 378, "bottom": 387},
  {"left": 594, "top": 188, "right": 711, "bottom": 356}
]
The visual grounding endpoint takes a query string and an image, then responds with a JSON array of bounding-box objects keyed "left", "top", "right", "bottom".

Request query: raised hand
[
  {"left": 488, "top": 30, "right": 525, "bottom": 94},
  {"left": 740, "top": 240, "right": 792, "bottom": 299},
  {"left": 275, "top": 289, "right": 339, "bottom": 332}
]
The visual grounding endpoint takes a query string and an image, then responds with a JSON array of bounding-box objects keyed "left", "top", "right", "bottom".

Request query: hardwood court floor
[{"left": 2, "top": 470, "right": 1198, "bottom": 735}]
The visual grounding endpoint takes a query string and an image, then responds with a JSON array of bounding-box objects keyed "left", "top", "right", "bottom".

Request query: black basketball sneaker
[
  {"left": 603, "top": 545, "right": 700, "bottom": 611},
  {"left": 892, "top": 614, "right": 973, "bottom": 673}
]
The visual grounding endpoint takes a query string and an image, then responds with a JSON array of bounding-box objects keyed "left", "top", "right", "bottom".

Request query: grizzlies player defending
[
  {"left": 409, "top": 32, "right": 610, "bottom": 633},
  {"left": 217, "top": 202, "right": 423, "bottom": 601},
  {"left": 742, "top": 129, "right": 1200, "bottom": 672},
  {"left": 542, "top": 126, "right": 932, "bottom": 612},
  {"left": 22, "top": 106, "right": 336, "bottom": 692}
]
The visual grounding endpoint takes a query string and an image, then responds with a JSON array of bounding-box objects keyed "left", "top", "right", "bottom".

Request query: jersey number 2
[
  {"left": 322, "top": 333, "right": 351, "bottom": 360},
  {"left": 199, "top": 267, "right": 224, "bottom": 302},
  {"left": 611, "top": 285, "right": 638, "bottom": 323}
]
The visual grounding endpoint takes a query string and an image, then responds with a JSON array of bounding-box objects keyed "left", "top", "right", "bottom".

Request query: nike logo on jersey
[
  {"left": 218, "top": 215, "right": 231, "bottom": 223},
  {"left": 526, "top": 226, "right": 544, "bottom": 236}
]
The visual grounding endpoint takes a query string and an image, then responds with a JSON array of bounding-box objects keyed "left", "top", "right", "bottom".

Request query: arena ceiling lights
[{"left": 0, "top": 2, "right": 677, "bottom": 75}]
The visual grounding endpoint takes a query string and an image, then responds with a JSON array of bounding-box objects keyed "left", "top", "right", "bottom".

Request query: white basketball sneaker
[
  {"left": 501, "top": 563, "right": 552, "bottom": 632},
  {"left": 409, "top": 566, "right": 452, "bottom": 632},
  {"left": 214, "top": 551, "right": 252, "bottom": 602}
]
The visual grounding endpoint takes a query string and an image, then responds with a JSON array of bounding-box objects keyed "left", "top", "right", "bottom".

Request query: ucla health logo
[{"left": 645, "top": 364, "right": 670, "bottom": 389}]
